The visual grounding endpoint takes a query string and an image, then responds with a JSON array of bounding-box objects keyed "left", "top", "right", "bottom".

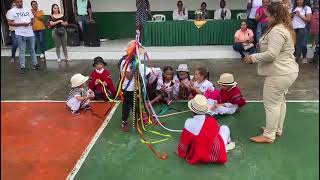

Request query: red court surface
[{"left": 1, "top": 101, "right": 115, "bottom": 180}]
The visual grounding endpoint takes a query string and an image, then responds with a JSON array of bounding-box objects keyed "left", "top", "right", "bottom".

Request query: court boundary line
[
  {"left": 1, "top": 100, "right": 319, "bottom": 103},
  {"left": 66, "top": 101, "right": 120, "bottom": 180}
]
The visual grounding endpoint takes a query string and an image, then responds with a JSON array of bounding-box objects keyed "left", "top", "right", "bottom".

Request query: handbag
[{"left": 55, "top": 27, "right": 65, "bottom": 36}]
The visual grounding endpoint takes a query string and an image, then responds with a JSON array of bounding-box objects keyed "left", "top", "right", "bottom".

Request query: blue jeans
[
  {"left": 302, "top": 23, "right": 310, "bottom": 58},
  {"left": 16, "top": 35, "right": 38, "bottom": 68},
  {"left": 77, "top": 15, "right": 88, "bottom": 32},
  {"left": 256, "top": 22, "right": 268, "bottom": 43},
  {"left": 10, "top": 31, "right": 18, "bottom": 58},
  {"left": 294, "top": 28, "right": 307, "bottom": 59},
  {"left": 233, "top": 42, "right": 256, "bottom": 58},
  {"left": 34, "top": 30, "right": 46, "bottom": 54}
]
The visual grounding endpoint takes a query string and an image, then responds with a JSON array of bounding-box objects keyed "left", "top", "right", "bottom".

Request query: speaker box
[
  {"left": 66, "top": 24, "right": 80, "bottom": 46},
  {"left": 83, "top": 22, "right": 100, "bottom": 47}
]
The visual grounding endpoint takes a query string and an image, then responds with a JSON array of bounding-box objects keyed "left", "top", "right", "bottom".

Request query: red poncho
[
  {"left": 217, "top": 86, "right": 246, "bottom": 107},
  {"left": 177, "top": 115, "right": 227, "bottom": 165},
  {"left": 89, "top": 69, "right": 116, "bottom": 99}
]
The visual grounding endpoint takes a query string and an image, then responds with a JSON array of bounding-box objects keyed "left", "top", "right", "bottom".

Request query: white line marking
[
  {"left": 1, "top": 100, "right": 318, "bottom": 103},
  {"left": 66, "top": 102, "right": 120, "bottom": 180},
  {"left": 1, "top": 100, "right": 121, "bottom": 103}
]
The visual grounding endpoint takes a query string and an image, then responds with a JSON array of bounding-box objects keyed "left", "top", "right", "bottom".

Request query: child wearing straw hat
[
  {"left": 67, "top": 73, "right": 95, "bottom": 115},
  {"left": 207, "top": 73, "right": 246, "bottom": 115},
  {"left": 176, "top": 94, "right": 235, "bottom": 165},
  {"left": 89, "top": 56, "right": 116, "bottom": 101}
]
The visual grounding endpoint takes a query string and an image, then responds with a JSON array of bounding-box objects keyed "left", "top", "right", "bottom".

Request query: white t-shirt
[
  {"left": 193, "top": 80, "right": 214, "bottom": 93},
  {"left": 120, "top": 61, "right": 150, "bottom": 91},
  {"left": 249, "top": 0, "right": 262, "bottom": 19},
  {"left": 7, "top": 7, "right": 34, "bottom": 37},
  {"left": 172, "top": 8, "right": 188, "bottom": 20},
  {"left": 214, "top": 8, "right": 232, "bottom": 20},
  {"left": 291, "top": 6, "right": 312, "bottom": 29}
]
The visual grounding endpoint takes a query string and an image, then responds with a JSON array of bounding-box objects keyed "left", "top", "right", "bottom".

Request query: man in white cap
[{"left": 176, "top": 94, "right": 235, "bottom": 165}]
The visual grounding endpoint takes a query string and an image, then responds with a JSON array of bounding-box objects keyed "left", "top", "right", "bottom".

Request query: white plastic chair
[
  {"left": 152, "top": 14, "right": 166, "bottom": 22},
  {"left": 236, "top": 13, "right": 247, "bottom": 20}
]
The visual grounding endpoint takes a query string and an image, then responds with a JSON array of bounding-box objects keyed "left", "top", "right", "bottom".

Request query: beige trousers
[{"left": 262, "top": 73, "right": 298, "bottom": 140}]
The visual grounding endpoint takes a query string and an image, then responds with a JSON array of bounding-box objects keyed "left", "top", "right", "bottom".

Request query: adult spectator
[
  {"left": 49, "top": 4, "right": 70, "bottom": 63},
  {"left": 291, "top": 0, "right": 312, "bottom": 64},
  {"left": 173, "top": 1, "right": 188, "bottom": 20},
  {"left": 7, "top": 0, "right": 41, "bottom": 74},
  {"left": 214, "top": 0, "right": 231, "bottom": 20},
  {"left": 199, "top": 2, "right": 210, "bottom": 19},
  {"left": 31, "top": 0, "right": 46, "bottom": 59},
  {"left": 233, "top": 21, "right": 255, "bottom": 59},
  {"left": 255, "top": 0, "right": 270, "bottom": 49},
  {"left": 244, "top": 2, "right": 298, "bottom": 143},
  {"left": 246, "top": 0, "right": 262, "bottom": 44},
  {"left": 310, "top": 0, "right": 319, "bottom": 48},
  {"left": 74, "top": 0, "right": 94, "bottom": 32},
  {"left": 6, "top": 2, "right": 18, "bottom": 63},
  {"left": 136, "top": 0, "right": 151, "bottom": 39}
]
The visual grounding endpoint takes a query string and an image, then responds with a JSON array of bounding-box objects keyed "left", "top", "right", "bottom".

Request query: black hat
[{"left": 93, "top": 56, "right": 107, "bottom": 67}]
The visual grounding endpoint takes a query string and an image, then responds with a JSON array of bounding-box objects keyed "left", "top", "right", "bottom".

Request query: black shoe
[
  {"left": 20, "top": 68, "right": 26, "bottom": 74},
  {"left": 33, "top": 64, "right": 41, "bottom": 70},
  {"left": 71, "top": 110, "right": 80, "bottom": 115}
]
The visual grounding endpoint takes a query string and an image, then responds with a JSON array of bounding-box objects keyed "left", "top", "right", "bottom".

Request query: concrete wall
[{"left": 91, "top": 0, "right": 248, "bottom": 12}]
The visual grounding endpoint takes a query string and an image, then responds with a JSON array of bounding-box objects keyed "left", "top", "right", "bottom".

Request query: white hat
[
  {"left": 188, "top": 95, "right": 208, "bottom": 114},
  {"left": 217, "top": 73, "right": 238, "bottom": 86},
  {"left": 70, "top": 73, "right": 89, "bottom": 88},
  {"left": 176, "top": 64, "right": 189, "bottom": 72}
]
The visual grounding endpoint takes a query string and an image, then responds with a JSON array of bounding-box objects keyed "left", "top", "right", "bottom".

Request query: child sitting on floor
[
  {"left": 173, "top": 64, "right": 194, "bottom": 100},
  {"left": 190, "top": 67, "right": 214, "bottom": 97},
  {"left": 207, "top": 73, "right": 246, "bottom": 116},
  {"left": 67, "top": 73, "right": 95, "bottom": 115},
  {"left": 177, "top": 95, "right": 235, "bottom": 165},
  {"left": 149, "top": 66, "right": 175, "bottom": 106},
  {"left": 89, "top": 57, "right": 116, "bottom": 101}
]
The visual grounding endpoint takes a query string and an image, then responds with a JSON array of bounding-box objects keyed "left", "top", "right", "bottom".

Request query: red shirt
[
  {"left": 89, "top": 69, "right": 116, "bottom": 99},
  {"left": 217, "top": 86, "right": 246, "bottom": 107},
  {"left": 177, "top": 116, "right": 227, "bottom": 165}
]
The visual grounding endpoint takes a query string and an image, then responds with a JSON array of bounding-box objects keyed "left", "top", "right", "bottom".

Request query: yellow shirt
[{"left": 32, "top": 10, "right": 45, "bottom": 31}]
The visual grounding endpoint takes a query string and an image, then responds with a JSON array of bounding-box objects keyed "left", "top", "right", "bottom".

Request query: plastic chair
[
  {"left": 236, "top": 13, "right": 247, "bottom": 20},
  {"left": 152, "top": 14, "right": 166, "bottom": 22}
]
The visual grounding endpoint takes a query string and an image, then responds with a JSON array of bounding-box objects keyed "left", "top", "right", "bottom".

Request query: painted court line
[
  {"left": 1, "top": 100, "right": 319, "bottom": 103},
  {"left": 66, "top": 102, "right": 120, "bottom": 180}
]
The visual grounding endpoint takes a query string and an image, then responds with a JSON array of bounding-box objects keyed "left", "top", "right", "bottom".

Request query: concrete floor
[{"left": 1, "top": 57, "right": 319, "bottom": 101}]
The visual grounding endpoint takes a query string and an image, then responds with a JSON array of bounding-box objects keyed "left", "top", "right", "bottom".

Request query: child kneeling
[{"left": 67, "top": 73, "right": 95, "bottom": 115}]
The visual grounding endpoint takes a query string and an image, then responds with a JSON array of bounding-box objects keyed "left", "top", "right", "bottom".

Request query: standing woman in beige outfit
[{"left": 243, "top": 2, "right": 299, "bottom": 143}]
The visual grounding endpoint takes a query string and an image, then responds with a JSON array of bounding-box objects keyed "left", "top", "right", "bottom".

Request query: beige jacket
[{"left": 252, "top": 24, "right": 299, "bottom": 76}]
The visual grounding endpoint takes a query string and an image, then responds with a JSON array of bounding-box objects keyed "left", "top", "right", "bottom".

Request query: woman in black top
[{"left": 49, "top": 4, "right": 70, "bottom": 63}]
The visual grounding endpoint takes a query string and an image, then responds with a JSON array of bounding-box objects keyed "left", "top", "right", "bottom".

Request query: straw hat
[
  {"left": 217, "top": 73, "right": 237, "bottom": 86},
  {"left": 70, "top": 73, "right": 89, "bottom": 88},
  {"left": 124, "top": 40, "right": 146, "bottom": 55},
  {"left": 176, "top": 64, "right": 189, "bottom": 72},
  {"left": 188, "top": 95, "right": 208, "bottom": 114}
]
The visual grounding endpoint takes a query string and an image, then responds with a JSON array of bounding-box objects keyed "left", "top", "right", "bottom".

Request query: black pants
[{"left": 122, "top": 91, "right": 140, "bottom": 122}]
